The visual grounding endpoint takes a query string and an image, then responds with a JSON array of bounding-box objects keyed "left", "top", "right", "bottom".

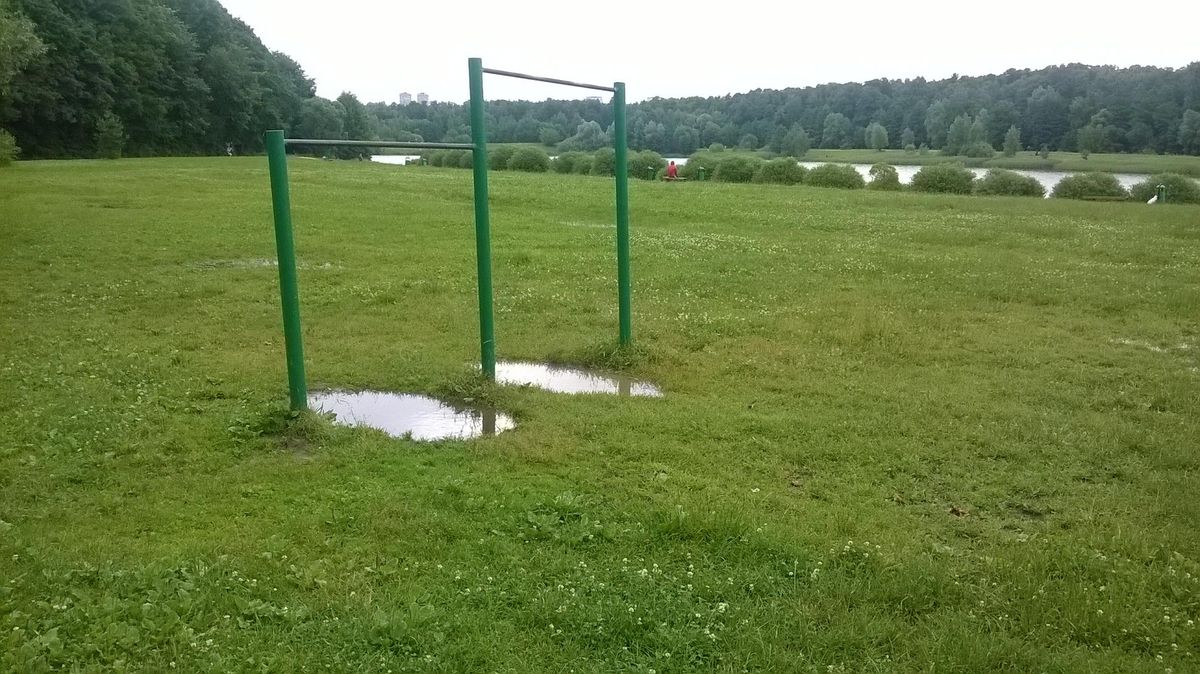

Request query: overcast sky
[{"left": 220, "top": 0, "right": 1198, "bottom": 104}]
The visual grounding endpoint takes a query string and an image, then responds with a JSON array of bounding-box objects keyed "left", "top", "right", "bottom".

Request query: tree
[
  {"left": 95, "top": 112, "right": 125, "bottom": 159},
  {"left": 1179, "top": 110, "right": 1200, "bottom": 155},
  {"left": 0, "top": 0, "right": 46, "bottom": 95},
  {"left": 968, "top": 111, "right": 989, "bottom": 145},
  {"left": 671, "top": 126, "right": 698, "bottom": 154},
  {"left": 296, "top": 97, "right": 345, "bottom": 142},
  {"left": 737, "top": 133, "right": 758, "bottom": 150},
  {"left": 1003, "top": 125, "right": 1021, "bottom": 156},
  {"left": 1025, "top": 86, "right": 1069, "bottom": 151},
  {"left": 1077, "top": 124, "right": 1102, "bottom": 159},
  {"left": 335, "top": 92, "right": 371, "bottom": 158},
  {"left": 538, "top": 126, "right": 562, "bottom": 146},
  {"left": 901, "top": 127, "right": 915, "bottom": 149},
  {"left": 781, "top": 125, "right": 811, "bottom": 156},
  {"left": 865, "top": 122, "right": 888, "bottom": 151},
  {"left": 0, "top": 129, "right": 18, "bottom": 166},
  {"left": 924, "top": 100, "right": 950, "bottom": 149},
  {"left": 557, "top": 121, "right": 606, "bottom": 152},
  {"left": 944, "top": 114, "right": 972, "bottom": 155},
  {"left": 821, "top": 113, "right": 852, "bottom": 149}
]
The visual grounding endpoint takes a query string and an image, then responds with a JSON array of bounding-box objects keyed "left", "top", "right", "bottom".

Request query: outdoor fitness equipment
[{"left": 266, "top": 58, "right": 632, "bottom": 410}]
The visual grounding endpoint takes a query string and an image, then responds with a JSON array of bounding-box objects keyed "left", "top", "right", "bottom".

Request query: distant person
[{"left": 665, "top": 161, "right": 678, "bottom": 180}]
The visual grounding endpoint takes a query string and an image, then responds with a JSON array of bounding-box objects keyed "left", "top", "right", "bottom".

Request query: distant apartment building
[
  {"left": 398, "top": 92, "right": 412, "bottom": 105},
  {"left": 417, "top": 92, "right": 429, "bottom": 104}
]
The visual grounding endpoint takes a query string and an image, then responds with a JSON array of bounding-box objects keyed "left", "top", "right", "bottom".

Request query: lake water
[{"left": 372, "top": 154, "right": 422, "bottom": 165}]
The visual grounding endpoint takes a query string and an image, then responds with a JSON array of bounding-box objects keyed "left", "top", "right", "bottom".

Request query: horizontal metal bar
[
  {"left": 283, "top": 139, "right": 475, "bottom": 150},
  {"left": 481, "top": 67, "right": 614, "bottom": 93}
]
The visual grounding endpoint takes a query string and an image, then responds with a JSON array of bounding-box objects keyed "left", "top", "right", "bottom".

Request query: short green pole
[
  {"left": 265, "top": 130, "right": 308, "bottom": 410},
  {"left": 1157, "top": 184, "right": 1167, "bottom": 204},
  {"left": 613, "top": 82, "right": 632, "bottom": 346},
  {"left": 468, "top": 58, "right": 497, "bottom": 379}
]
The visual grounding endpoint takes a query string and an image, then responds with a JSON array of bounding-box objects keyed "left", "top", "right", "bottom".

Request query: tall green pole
[
  {"left": 613, "top": 82, "right": 632, "bottom": 346},
  {"left": 265, "top": 130, "right": 308, "bottom": 410},
  {"left": 468, "top": 58, "right": 497, "bottom": 378}
]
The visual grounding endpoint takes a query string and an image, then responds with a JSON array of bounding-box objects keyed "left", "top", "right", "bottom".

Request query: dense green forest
[
  {"left": 373, "top": 63, "right": 1200, "bottom": 157},
  {"left": 0, "top": 0, "right": 318, "bottom": 158},
  {"left": 2, "top": 0, "right": 1199, "bottom": 159}
]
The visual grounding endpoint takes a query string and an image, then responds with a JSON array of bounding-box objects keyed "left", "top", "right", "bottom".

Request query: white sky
[{"left": 220, "top": 0, "right": 1199, "bottom": 104}]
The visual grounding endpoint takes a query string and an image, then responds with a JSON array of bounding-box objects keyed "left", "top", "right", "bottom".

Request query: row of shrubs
[
  {"left": 424, "top": 146, "right": 1200, "bottom": 204},
  {"left": 693, "top": 151, "right": 1200, "bottom": 203},
  {"left": 425, "top": 145, "right": 669, "bottom": 178}
]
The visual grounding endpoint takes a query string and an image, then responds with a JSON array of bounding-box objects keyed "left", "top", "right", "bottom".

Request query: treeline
[
  {"left": 368, "top": 63, "right": 1200, "bottom": 157},
  {"left": 0, "top": 0, "right": 324, "bottom": 158},
  {"left": 3, "top": 0, "right": 1199, "bottom": 159}
]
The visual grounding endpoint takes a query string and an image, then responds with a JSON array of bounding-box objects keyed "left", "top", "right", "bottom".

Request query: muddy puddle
[
  {"left": 494, "top": 361, "right": 662, "bottom": 397},
  {"left": 308, "top": 390, "right": 514, "bottom": 440}
]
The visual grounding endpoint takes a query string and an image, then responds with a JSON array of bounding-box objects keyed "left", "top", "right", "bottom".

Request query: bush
[
  {"left": 488, "top": 145, "right": 517, "bottom": 170},
  {"left": 867, "top": 163, "right": 901, "bottom": 190},
  {"left": 440, "top": 150, "right": 468, "bottom": 168},
  {"left": 458, "top": 151, "right": 475, "bottom": 169},
  {"left": 904, "top": 143, "right": 916, "bottom": 154},
  {"left": 918, "top": 144, "right": 929, "bottom": 155},
  {"left": 427, "top": 151, "right": 447, "bottom": 167},
  {"left": 910, "top": 164, "right": 975, "bottom": 194},
  {"left": 1051, "top": 172, "right": 1128, "bottom": 200},
  {"left": 713, "top": 156, "right": 762, "bottom": 183},
  {"left": 678, "top": 151, "right": 717, "bottom": 179},
  {"left": 806, "top": 163, "right": 865, "bottom": 189},
  {"left": 628, "top": 150, "right": 667, "bottom": 180},
  {"left": 708, "top": 143, "right": 726, "bottom": 152},
  {"left": 973, "top": 169, "right": 1045, "bottom": 197},
  {"left": 552, "top": 151, "right": 586, "bottom": 174},
  {"left": 962, "top": 142, "right": 995, "bottom": 158},
  {"left": 590, "top": 148, "right": 615, "bottom": 176},
  {"left": 753, "top": 158, "right": 807, "bottom": 185},
  {"left": 507, "top": 147, "right": 550, "bottom": 172},
  {"left": 573, "top": 155, "right": 593, "bottom": 174},
  {"left": 1129, "top": 173, "right": 1200, "bottom": 204},
  {"left": 0, "top": 130, "right": 18, "bottom": 167}
]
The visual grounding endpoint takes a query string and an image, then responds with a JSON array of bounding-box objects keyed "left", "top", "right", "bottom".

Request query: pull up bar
[
  {"left": 481, "top": 67, "right": 616, "bottom": 93},
  {"left": 285, "top": 139, "right": 474, "bottom": 150}
]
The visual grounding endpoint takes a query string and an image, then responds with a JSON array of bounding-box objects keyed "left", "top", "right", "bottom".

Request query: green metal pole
[
  {"left": 265, "top": 130, "right": 308, "bottom": 410},
  {"left": 468, "top": 58, "right": 497, "bottom": 378},
  {"left": 613, "top": 82, "right": 632, "bottom": 346}
]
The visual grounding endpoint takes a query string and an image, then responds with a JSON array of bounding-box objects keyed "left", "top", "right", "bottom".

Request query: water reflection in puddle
[
  {"left": 308, "top": 390, "right": 514, "bottom": 441},
  {"left": 495, "top": 361, "right": 662, "bottom": 397}
]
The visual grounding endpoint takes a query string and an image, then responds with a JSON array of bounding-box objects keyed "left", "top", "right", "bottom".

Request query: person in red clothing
[{"left": 665, "top": 160, "right": 679, "bottom": 180}]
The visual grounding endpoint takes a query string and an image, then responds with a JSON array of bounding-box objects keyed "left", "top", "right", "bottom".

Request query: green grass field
[
  {"left": 1, "top": 158, "right": 1198, "bottom": 672},
  {"left": 801, "top": 149, "right": 1200, "bottom": 176}
]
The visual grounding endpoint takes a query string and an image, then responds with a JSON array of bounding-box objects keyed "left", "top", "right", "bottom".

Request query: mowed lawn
[{"left": 1, "top": 158, "right": 1197, "bottom": 672}]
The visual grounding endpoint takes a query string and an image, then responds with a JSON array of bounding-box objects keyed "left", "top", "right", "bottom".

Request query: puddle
[
  {"left": 192, "top": 259, "right": 338, "bottom": 270},
  {"left": 495, "top": 361, "right": 662, "bottom": 397},
  {"left": 308, "top": 390, "right": 514, "bottom": 441}
]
